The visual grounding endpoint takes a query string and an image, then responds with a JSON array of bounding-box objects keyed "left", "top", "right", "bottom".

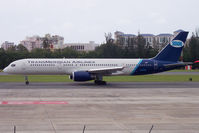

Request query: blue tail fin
[{"left": 153, "top": 31, "right": 189, "bottom": 62}]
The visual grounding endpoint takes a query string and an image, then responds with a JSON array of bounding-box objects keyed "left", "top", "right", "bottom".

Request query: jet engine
[{"left": 69, "top": 71, "right": 94, "bottom": 82}]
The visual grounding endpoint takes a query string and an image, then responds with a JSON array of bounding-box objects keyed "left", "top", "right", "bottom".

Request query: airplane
[{"left": 3, "top": 31, "right": 190, "bottom": 85}]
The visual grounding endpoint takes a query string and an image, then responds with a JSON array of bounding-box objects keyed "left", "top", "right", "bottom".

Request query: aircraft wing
[{"left": 87, "top": 67, "right": 124, "bottom": 75}]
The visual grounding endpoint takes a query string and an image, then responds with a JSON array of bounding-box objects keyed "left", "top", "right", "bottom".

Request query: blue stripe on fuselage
[
  {"left": 132, "top": 59, "right": 154, "bottom": 75},
  {"left": 131, "top": 59, "right": 185, "bottom": 76},
  {"left": 131, "top": 59, "right": 143, "bottom": 75}
]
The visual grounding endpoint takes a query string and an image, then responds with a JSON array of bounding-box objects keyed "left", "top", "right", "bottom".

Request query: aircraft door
[
  {"left": 154, "top": 60, "right": 158, "bottom": 70},
  {"left": 57, "top": 61, "right": 63, "bottom": 71},
  {"left": 21, "top": 61, "right": 26, "bottom": 71}
]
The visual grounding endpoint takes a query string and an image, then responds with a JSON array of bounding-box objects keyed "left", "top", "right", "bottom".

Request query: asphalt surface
[
  {"left": 0, "top": 82, "right": 199, "bottom": 89},
  {"left": 0, "top": 72, "right": 8, "bottom": 75},
  {"left": 0, "top": 82, "right": 199, "bottom": 133}
]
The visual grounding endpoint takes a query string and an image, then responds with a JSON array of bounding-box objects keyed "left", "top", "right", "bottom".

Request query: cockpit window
[{"left": 11, "top": 64, "right": 16, "bottom": 67}]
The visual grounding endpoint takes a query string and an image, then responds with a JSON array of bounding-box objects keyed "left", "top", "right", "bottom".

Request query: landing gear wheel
[
  {"left": 25, "top": 81, "right": 29, "bottom": 85},
  {"left": 94, "top": 80, "right": 107, "bottom": 85},
  {"left": 25, "top": 76, "right": 29, "bottom": 85},
  {"left": 95, "top": 74, "right": 106, "bottom": 85}
]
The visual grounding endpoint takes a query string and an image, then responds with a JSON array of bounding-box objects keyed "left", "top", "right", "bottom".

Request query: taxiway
[{"left": 0, "top": 82, "right": 199, "bottom": 133}]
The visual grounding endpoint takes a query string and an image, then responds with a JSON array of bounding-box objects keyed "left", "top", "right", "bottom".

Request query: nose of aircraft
[{"left": 3, "top": 67, "right": 8, "bottom": 73}]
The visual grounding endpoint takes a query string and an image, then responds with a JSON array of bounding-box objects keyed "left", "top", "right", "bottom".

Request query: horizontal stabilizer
[{"left": 164, "top": 62, "right": 193, "bottom": 67}]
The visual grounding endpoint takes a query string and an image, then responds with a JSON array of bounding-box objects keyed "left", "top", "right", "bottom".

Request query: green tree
[
  {"left": 30, "top": 49, "right": 50, "bottom": 58},
  {"left": 61, "top": 47, "right": 79, "bottom": 58},
  {"left": 184, "top": 32, "right": 199, "bottom": 62},
  {"left": 183, "top": 30, "right": 199, "bottom": 69},
  {"left": 136, "top": 35, "right": 147, "bottom": 58},
  {"left": 17, "top": 44, "right": 28, "bottom": 52},
  {"left": 42, "top": 37, "right": 50, "bottom": 49},
  {"left": 190, "top": 35, "right": 199, "bottom": 61},
  {"left": 105, "top": 32, "right": 114, "bottom": 44},
  {"left": 0, "top": 48, "right": 8, "bottom": 69},
  {"left": 95, "top": 43, "right": 123, "bottom": 58},
  {"left": 16, "top": 44, "right": 29, "bottom": 59}
]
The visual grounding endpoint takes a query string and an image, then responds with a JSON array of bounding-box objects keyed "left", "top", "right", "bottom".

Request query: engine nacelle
[{"left": 69, "top": 71, "right": 94, "bottom": 82}]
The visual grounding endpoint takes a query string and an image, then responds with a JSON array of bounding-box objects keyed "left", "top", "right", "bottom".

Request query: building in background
[
  {"left": 63, "top": 41, "right": 99, "bottom": 52},
  {"left": 114, "top": 31, "right": 136, "bottom": 47},
  {"left": 20, "top": 34, "right": 64, "bottom": 51},
  {"left": 1, "top": 30, "right": 184, "bottom": 52},
  {"left": 140, "top": 34, "right": 155, "bottom": 47},
  {"left": 20, "top": 36, "right": 43, "bottom": 51},
  {"left": 155, "top": 33, "right": 173, "bottom": 49},
  {"left": 19, "top": 34, "right": 97, "bottom": 52},
  {"left": 114, "top": 30, "right": 183, "bottom": 50},
  {"left": 1, "top": 41, "right": 15, "bottom": 50},
  {"left": 44, "top": 34, "right": 64, "bottom": 49},
  {"left": 156, "top": 33, "right": 173, "bottom": 44}
]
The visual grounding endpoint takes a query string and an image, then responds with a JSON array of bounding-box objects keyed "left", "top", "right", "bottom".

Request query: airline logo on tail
[{"left": 171, "top": 40, "right": 184, "bottom": 48}]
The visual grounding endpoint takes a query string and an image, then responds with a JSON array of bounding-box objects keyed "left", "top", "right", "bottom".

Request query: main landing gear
[
  {"left": 94, "top": 75, "right": 107, "bottom": 85},
  {"left": 94, "top": 80, "right": 107, "bottom": 85},
  {"left": 25, "top": 76, "right": 29, "bottom": 85}
]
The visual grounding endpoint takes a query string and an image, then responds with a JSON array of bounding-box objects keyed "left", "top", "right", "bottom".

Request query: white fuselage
[{"left": 3, "top": 58, "right": 142, "bottom": 76}]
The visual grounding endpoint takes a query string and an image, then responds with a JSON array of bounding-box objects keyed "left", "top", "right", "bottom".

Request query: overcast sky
[{"left": 0, "top": 0, "right": 198, "bottom": 44}]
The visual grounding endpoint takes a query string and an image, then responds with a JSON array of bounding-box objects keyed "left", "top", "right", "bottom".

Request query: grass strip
[{"left": 0, "top": 75, "right": 199, "bottom": 82}]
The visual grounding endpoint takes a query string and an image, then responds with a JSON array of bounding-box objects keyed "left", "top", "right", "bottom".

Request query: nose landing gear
[{"left": 25, "top": 76, "right": 29, "bottom": 85}]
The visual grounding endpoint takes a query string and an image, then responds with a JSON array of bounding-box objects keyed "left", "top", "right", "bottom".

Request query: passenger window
[{"left": 11, "top": 64, "right": 16, "bottom": 67}]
